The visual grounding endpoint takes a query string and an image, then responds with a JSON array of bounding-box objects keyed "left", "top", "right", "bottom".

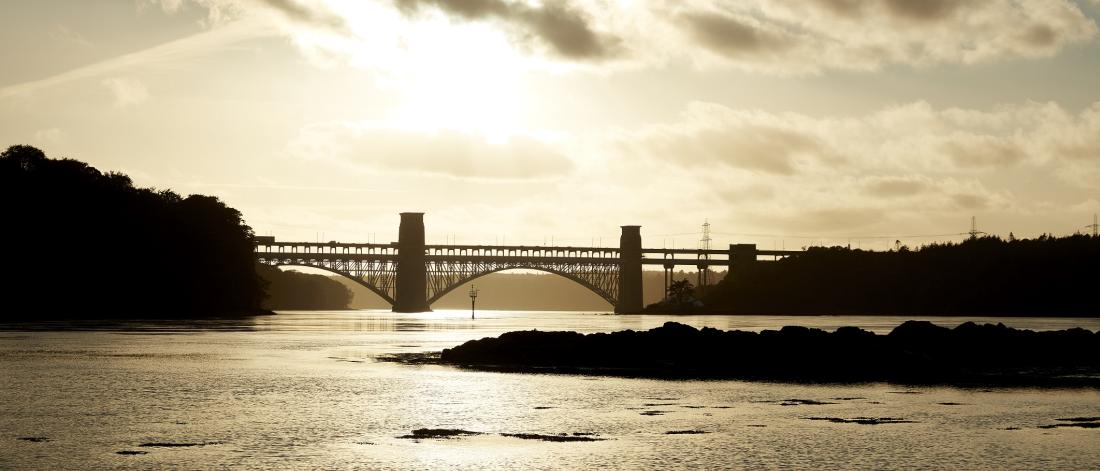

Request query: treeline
[
  {"left": 258, "top": 265, "right": 352, "bottom": 310},
  {"left": 704, "top": 234, "right": 1099, "bottom": 316},
  {"left": 0, "top": 145, "right": 266, "bottom": 317}
]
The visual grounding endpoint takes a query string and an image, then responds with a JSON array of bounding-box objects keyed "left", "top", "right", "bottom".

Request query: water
[{"left": 2, "top": 311, "right": 1099, "bottom": 469}]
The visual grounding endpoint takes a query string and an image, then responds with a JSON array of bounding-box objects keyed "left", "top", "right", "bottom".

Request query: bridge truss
[
  {"left": 256, "top": 251, "right": 399, "bottom": 305},
  {"left": 254, "top": 237, "right": 795, "bottom": 311},
  {"left": 255, "top": 243, "right": 622, "bottom": 308},
  {"left": 425, "top": 258, "right": 618, "bottom": 305}
]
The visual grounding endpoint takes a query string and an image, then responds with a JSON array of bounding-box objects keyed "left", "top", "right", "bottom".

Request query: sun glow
[
  {"left": 296, "top": 2, "right": 530, "bottom": 138},
  {"left": 390, "top": 22, "right": 525, "bottom": 139}
]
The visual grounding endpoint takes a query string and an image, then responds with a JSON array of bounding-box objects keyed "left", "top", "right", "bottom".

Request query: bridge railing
[
  {"left": 254, "top": 242, "right": 398, "bottom": 256},
  {"left": 254, "top": 241, "right": 800, "bottom": 264},
  {"left": 424, "top": 244, "right": 621, "bottom": 259}
]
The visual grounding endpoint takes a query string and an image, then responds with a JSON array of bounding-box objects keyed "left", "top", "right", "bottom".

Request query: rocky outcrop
[{"left": 439, "top": 321, "right": 1100, "bottom": 385}]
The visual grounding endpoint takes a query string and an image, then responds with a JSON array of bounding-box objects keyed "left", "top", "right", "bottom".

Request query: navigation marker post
[{"left": 468, "top": 285, "right": 479, "bottom": 319}]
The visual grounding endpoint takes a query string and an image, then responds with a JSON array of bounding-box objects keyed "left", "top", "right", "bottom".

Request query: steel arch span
[
  {"left": 425, "top": 261, "right": 618, "bottom": 306},
  {"left": 257, "top": 256, "right": 397, "bottom": 306}
]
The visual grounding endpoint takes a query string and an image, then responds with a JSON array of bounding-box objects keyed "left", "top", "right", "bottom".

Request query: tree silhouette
[
  {"left": 667, "top": 279, "right": 694, "bottom": 304},
  {"left": 0, "top": 145, "right": 267, "bottom": 318},
  {"left": 704, "top": 234, "right": 1099, "bottom": 316}
]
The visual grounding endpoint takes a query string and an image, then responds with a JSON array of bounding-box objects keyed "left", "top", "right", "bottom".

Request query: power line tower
[
  {"left": 700, "top": 219, "right": 712, "bottom": 251},
  {"left": 1088, "top": 213, "right": 1099, "bottom": 237},
  {"left": 968, "top": 216, "right": 986, "bottom": 239},
  {"left": 698, "top": 219, "right": 712, "bottom": 290}
]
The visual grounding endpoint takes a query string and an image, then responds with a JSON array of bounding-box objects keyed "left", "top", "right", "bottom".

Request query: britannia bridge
[{"left": 254, "top": 213, "right": 800, "bottom": 313}]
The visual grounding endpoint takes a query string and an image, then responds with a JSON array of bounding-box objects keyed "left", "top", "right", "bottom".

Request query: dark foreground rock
[
  {"left": 397, "top": 429, "right": 605, "bottom": 442},
  {"left": 804, "top": 417, "right": 917, "bottom": 425},
  {"left": 138, "top": 441, "right": 222, "bottom": 448},
  {"left": 398, "top": 429, "right": 481, "bottom": 439},
  {"left": 500, "top": 433, "right": 605, "bottom": 442},
  {"left": 438, "top": 321, "right": 1100, "bottom": 386},
  {"left": 1038, "top": 417, "right": 1100, "bottom": 429}
]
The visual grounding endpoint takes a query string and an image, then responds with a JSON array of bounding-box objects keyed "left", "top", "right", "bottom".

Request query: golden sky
[{"left": 3, "top": 0, "right": 1100, "bottom": 249}]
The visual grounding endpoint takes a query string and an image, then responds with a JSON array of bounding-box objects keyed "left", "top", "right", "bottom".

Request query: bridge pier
[
  {"left": 616, "top": 225, "right": 643, "bottom": 313},
  {"left": 662, "top": 263, "right": 674, "bottom": 301},
  {"left": 727, "top": 243, "right": 757, "bottom": 279},
  {"left": 394, "top": 212, "right": 431, "bottom": 312}
]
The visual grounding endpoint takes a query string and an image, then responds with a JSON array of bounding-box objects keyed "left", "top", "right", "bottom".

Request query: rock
[
  {"left": 500, "top": 433, "right": 604, "bottom": 442},
  {"left": 397, "top": 429, "right": 481, "bottom": 439},
  {"left": 435, "top": 321, "right": 1100, "bottom": 385}
]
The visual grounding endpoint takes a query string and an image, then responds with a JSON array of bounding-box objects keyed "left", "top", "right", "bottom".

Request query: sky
[{"left": 2, "top": 0, "right": 1100, "bottom": 250}]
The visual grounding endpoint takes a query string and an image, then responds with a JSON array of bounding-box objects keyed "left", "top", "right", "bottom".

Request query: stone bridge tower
[
  {"left": 616, "top": 225, "right": 643, "bottom": 313},
  {"left": 394, "top": 212, "right": 430, "bottom": 312}
]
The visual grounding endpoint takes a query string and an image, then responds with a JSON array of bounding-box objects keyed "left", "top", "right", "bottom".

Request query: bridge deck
[
  {"left": 257, "top": 243, "right": 797, "bottom": 256},
  {"left": 257, "top": 253, "right": 793, "bottom": 267}
]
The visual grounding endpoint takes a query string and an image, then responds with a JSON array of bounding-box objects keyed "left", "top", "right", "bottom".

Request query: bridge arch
[
  {"left": 268, "top": 263, "right": 395, "bottom": 306},
  {"left": 426, "top": 265, "right": 616, "bottom": 307}
]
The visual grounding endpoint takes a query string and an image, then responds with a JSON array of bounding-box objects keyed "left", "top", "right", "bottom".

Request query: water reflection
[
  {"left": 0, "top": 317, "right": 261, "bottom": 332},
  {"left": 253, "top": 310, "right": 1100, "bottom": 336},
  {"left": 7, "top": 310, "right": 1100, "bottom": 335},
  {"left": 2, "top": 310, "right": 1099, "bottom": 469}
]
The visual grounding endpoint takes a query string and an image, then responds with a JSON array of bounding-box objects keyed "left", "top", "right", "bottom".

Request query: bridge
[{"left": 254, "top": 213, "right": 800, "bottom": 313}]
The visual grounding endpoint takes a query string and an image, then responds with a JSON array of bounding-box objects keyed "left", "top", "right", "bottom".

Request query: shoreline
[
  {"left": 0, "top": 309, "right": 277, "bottom": 323},
  {"left": 638, "top": 307, "right": 1100, "bottom": 317},
  {"left": 436, "top": 363, "right": 1100, "bottom": 388},
  {"left": 385, "top": 353, "right": 1100, "bottom": 388}
]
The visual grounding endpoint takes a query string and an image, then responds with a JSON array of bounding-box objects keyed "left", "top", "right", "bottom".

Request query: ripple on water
[{"left": 4, "top": 311, "right": 1100, "bottom": 469}]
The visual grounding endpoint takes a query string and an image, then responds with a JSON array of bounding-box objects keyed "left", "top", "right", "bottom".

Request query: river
[{"left": 2, "top": 310, "right": 1099, "bottom": 469}]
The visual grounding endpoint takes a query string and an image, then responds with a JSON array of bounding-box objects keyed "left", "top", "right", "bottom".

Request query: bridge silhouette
[{"left": 254, "top": 213, "right": 799, "bottom": 313}]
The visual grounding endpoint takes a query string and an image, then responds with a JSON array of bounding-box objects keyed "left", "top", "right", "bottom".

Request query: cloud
[
  {"left": 384, "top": 0, "right": 1097, "bottom": 72},
  {"left": 952, "top": 193, "right": 989, "bottom": 210},
  {"left": 798, "top": 207, "right": 888, "bottom": 231},
  {"left": 861, "top": 175, "right": 933, "bottom": 198},
  {"left": 680, "top": 12, "right": 797, "bottom": 60},
  {"left": 49, "top": 25, "right": 94, "bottom": 49},
  {"left": 621, "top": 99, "right": 1100, "bottom": 207},
  {"left": 619, "top": 104, "right": 840, "bottom": 175},
  {"left": 602, "top": 99, "right": 1100, "bottom": 235},
  {"left": 630, "top": 122, "right": 826, "bottom": 175},
  {"left": 856, "top": 175, "right": 1003, "bottom": 211},
  {"left": 136, "top": 0, "right": 1097, "bottom": 74},
  {"left": 256, "top": 0, "right": 346, "bottom": 31},
  {"left": 867, "top": 0, "right": 967, "bottom": 23},
  {"left": 394, "top": 0, "right": 619, "bottom": 60},
  {"left": 143, "top": 0, "right": 240, "bottom": 27},
  {"left": 670, "top": 0, "right": 1098, "bottom": 73},
  {"left": 101, "top": 78, "right": 150, "bottom": 107},
  {"left": 938, "top": 135, "right": 1027, "bottom": 169},
  {"left": 291, "top": 123, "right": 574, "bottom": 179},
  {"left": 1025, "top": 102, "right": 1100, "bottom": 189},
  {"left": 0, "top": 20, "right": 270, "bottom": 100},
  {"left": 32, "top": 128, "right": 66, "bottom": 145},
  {"left": 149, "top": 0, "right": 186, "bottom": 12}
]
